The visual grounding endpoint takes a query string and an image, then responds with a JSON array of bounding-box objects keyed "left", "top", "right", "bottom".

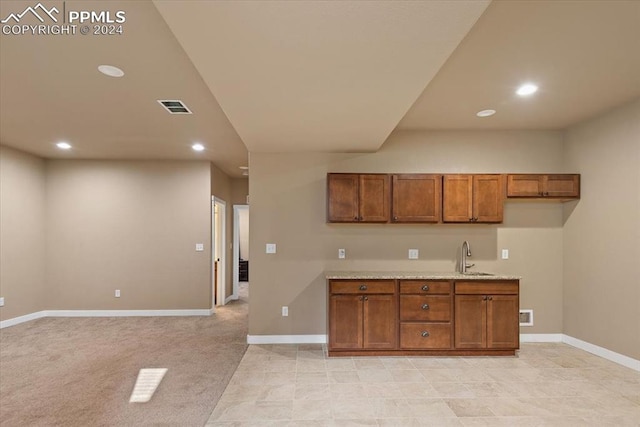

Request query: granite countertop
[{"left": 325, "top": 271, "right": 521, "bottom": 280}]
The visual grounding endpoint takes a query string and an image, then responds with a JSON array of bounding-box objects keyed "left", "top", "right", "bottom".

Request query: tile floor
[{"left": 206, "top": 343, "right": 640, "bottom": 426}]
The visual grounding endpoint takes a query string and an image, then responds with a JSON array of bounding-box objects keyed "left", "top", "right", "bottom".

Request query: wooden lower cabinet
[
  {"left": 328, "top": 280, "right": 397, "bottom": 351},
  {"left": 328, "top": 279, "right": 519, "bottom": 356},
  {"left": 454, "top": 281, "right": 520, "bottom": 350}
]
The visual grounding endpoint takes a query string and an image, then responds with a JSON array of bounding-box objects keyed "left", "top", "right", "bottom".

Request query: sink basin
[{"left": 461, "top": 272, "right": 494, "bottom": 276}]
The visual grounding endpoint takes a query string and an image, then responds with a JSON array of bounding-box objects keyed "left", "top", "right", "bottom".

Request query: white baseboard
[
  {"left": 520, "top": 333, "right": 563, "bottom": 342},
  {"left": 247, "top": 334, "right": 327, "bottom": 345},
  {"left": 0, "top": 309, "right": 213, "bottom": 329},
  {"left": 225, "top": 295, "right": 237, "bottom": 304},
  {"left": 0, "top": 311, "right": 48, "bottom": 329},
  {"left": 562, "top": 334, "right": 640, "bottom": 372}
]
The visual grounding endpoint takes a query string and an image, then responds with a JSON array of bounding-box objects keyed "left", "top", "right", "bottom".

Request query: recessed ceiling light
[
  {"left": 239, "top": 166, "right": 249, "bottom": 170},
  {"left": 192, "top": 143, "right": 205, "bottom": 152},
  {"left": 56, "top": 142, "right": 72, "bottom": 150},
  {"left": 516, "top": 83, "right": 538, "bottom": 96},
  {"left": 476, "top": 109, "right": 496, "bottom": 117},
  {"left": 98, "top": 65, "right": 124, "bottom": 78},
  {"left": 242, "top": 170, "right": 249, "bottom": 176}
]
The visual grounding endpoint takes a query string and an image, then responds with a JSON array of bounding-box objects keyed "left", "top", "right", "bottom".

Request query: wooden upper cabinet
[
  {"left": 507, "top": 174, "right": 580, "bottom": 199},
  {"left": 327, "top": 174, "right": 359, "bottom": 222},
  {"left": 443, "top": 175, "right": 503, "bottom": 223},
  {"left": 327, "top": 173, "right": 389, "bottom": 223},
  {"left": 391, "top": 174, "right": 442, "bottom": 223},
  {"left": 359, "top": 174, "right": 390, "bottom": 222}
]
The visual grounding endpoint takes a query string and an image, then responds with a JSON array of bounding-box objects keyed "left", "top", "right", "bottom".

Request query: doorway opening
[
  {"left": 212, "top": 197, "right": 226, "bottom": 308},
  {"left": 233, "top": 205, "right": 249, "bottom": 300}
]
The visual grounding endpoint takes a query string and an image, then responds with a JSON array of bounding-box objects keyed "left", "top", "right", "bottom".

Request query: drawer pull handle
[
  {"left": 421, "top": 304, "right": 430, "bottom": 310},
  {"left": 359, "top": 285, "right": 367, "bottom": 291},
  {"left": 421, "top": 285, "right": 429, "bottom": 291},
  {"left": 421, "top": 331, "right": 430, "bottom": 338}
]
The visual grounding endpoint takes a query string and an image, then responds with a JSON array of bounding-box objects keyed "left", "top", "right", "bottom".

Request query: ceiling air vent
[{"left": 157, "top": 100, "right": 192, "bottom": 114}]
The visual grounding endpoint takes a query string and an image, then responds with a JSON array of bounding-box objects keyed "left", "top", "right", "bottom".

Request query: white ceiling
[{"left": 1, "top": 0, "right": 639, "bottom": 177}]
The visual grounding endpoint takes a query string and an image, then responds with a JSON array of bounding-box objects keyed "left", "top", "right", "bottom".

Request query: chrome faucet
[{"left": 460, "top": 240, "right": 475, "bottom": 273}]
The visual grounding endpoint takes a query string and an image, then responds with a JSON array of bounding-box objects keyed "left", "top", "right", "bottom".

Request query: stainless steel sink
[{"left": 461, "top": 272, "right": 494, "bottom": 276}]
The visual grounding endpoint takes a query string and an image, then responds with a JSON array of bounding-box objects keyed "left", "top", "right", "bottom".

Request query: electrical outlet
[
  {"left": 282, "top": 306, "right": 288, "bottom": 317},
  {"left": 338, "top": 248, "right": 346, "bottom": 259},
  {"left": 195, "top": 243, "right": 204, "bottom": 252},
  {"left": 0, "top": 297, "right": 4, "bottom": 307},
  {"left": 266, "top": 243, "right": 277, "bottom": 254},
  {"left": 501, "top": 249, "right": 509, "bottom": 259},
  {"left": 115, "top": 290, "right": 121, "bottom": 298},
  {"left": 408, "top": 249, "right": 419, "bottom": 259}
]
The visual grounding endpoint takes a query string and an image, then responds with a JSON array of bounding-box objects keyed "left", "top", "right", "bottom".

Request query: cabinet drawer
[
  {"left": 400, "top": 296, "right": 451, "bottom": 321},
  {"left": 455, "top": 281, "right": 518, "bottom": 295},
  {"left": 330, "top": 280, "right": 395, "bottom": 294},
  {"left": 400, "top": 323, "right": 452, "bottom": 349},
  {"left": 399, "top": 280, "right": 450, "bottom": 294}
]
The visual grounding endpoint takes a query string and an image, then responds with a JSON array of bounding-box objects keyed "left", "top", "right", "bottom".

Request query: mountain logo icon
[{"left": 1, "top": 2, "right": 59, "bottom": 24}]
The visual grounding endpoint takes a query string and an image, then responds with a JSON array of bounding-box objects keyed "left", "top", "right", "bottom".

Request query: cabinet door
[
  {"left": 487, "top": 295, "right": 519, "bottom": 349},
  {"left": 327, "top": 174, "right": 359, "bottom": 222},
  {"left": 473, "top": 175, "right": 503, "bottom": 223},
  {"left": 507, "top": 174, "right": 543, "bottom": 197},
  {"left": 391, "top": 174, "right": 441, "bottom": 223},
  {"left": 363, "top": 294, "right": 397, "bottom": 349},
  {"left": 544, "top": 174, "right": 580, "bottom": 198},
  {"left": 443, "top": 175, "right": 473, "bottom": 222},
  {"left": 329, "top": 295, "right": 363, "bottom": 349},
  {"left": 454, "top": 295, "right": 486, "bottom": 348},
  {"left": 359, "top": 174, "right": 390, "bottom": 222}
]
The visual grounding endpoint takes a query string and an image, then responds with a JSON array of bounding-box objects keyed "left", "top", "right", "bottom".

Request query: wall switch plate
[
  {"left": 408, "top": 249, "right": 419, "bottom": 259},
  {"left": 0, "top": 297, "right": 4, "bottom": 307},
  {"left": 195, "top": 243, "right": 204, "bottom": 252},
  {"left": 282, "top": 306, "right": 288, "bottom": 317},
  {"left": 115, "top": 290, "right": 121, "bottom": 298},
  {"left": 338, "top": 248, "right": 346, "bottom": 259},
  {"left": 501, "top": 249, "right": 509, "bottom": 259},
  {"left": 266, "top": 243, "right": 277, "bottom": 254}
]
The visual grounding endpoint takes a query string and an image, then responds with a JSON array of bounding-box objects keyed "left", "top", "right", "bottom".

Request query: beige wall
[
  {"left": 230, "top": 178, "right": 249, "bottom": 206},
  {"left": 45, "top": 160, "right": 212, "bottom": 310},
  {"left": 563, "top": 99, "right": 640, "bottom": 359},
  {"left": 249, "top": 130, "right": 566, "bottom": 336},
  {"left": 0, "top": 146, "right": 47, "bottom": 321}
]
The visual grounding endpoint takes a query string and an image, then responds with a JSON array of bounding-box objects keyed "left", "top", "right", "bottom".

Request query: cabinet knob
[
  {"left": 421, "top": 285, "right": 430, "bottom": 292},
  {"left": 359, "top": 284, "right": 368, "bottom": 291},
  {"left": 359, "top": 216, "right": 363, "bottom": 221},
  {"left": 354, "top": 216, "right": 358, "bottom": 220},
  {"left": 393, "top": 216, "right": 398, "bottom": 221},
  {"left": 482, "top": 296, "right": 488, "bottom": 300},
  {"left": 421, "top": 331, "right": 430, "bottom": 338},
  {"left": 488, "top": 296, "right": 493, "bottom": 300},
  {"left": 544, "top": 192, "right": 549, "bottom": 196},
  {"left": 364, "top": 296, "right": 368, "bottom": 301},
  {"left": 421, "top": 304, "right": 430, "bottom": 310}
]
